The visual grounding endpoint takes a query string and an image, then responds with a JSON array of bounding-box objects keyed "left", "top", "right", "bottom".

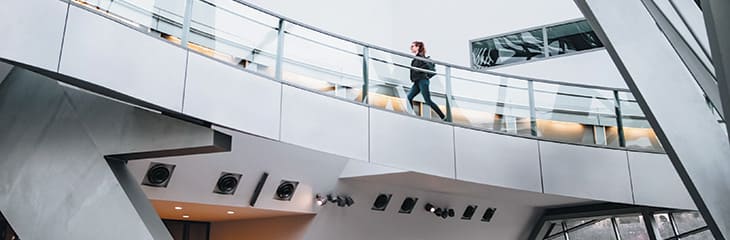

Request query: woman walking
[{"left": 407, "top": 41, "right": 446, "bottom": 120}]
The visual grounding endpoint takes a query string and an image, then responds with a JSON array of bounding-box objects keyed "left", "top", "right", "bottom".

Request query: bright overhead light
[
  {"left": 226, "top": 211, "right": 235, "bottom": 215},
  {"left": 182, "top": 215, "right": 190, "bottom": 219},
  {"left": 174, "top": 206, "right": 183, "bottom": 210}
]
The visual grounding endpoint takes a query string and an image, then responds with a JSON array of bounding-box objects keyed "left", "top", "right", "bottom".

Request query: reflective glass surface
[
  {"left": 682, "top": 230, "right": 714, "bottom": 240},
  {"left": 618, "top": 92, "right": 663, "bottom": 151},
  {"left": 472, "top": 29, "right": 545, "bottom": 68},
  {"left": 450, "top": 68, "right": 530, "bottom": 134},
  {"left": 673, "top": 211, "right": 706, "bottom": 234},
  {"left": 567, "top": 218, "right": 617, "bottom": 240},
  {"left": 76, "top": 0, "right": 187, "bottom": 38},
  {"left": 616, "top": 215, "right": 649, "bottom": 240},
  {"left": 547, "top": 20, "right": 603, "bottom": 56},
  {"left": 654, "top": 213, "right": 676, "bottom": 239},
  {"left": 282, "top": 25, "right": 364, "bottom": 101},
  {"left": 189, "top": 0, "right": 280, "bottom": 77},
  {"left": 534, "top": 83, "right": 617, "bottom": 145}
]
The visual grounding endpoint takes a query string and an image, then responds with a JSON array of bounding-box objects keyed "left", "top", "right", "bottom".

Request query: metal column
[{"left": 573, "top": 0, "right": 730, "bottom": 239}]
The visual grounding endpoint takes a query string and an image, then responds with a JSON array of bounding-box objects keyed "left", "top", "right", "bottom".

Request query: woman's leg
[
  {"left": 418, "top": 79, "right": 446, "bottom": 119},
  {"left": 406, "top": 82, "right": 421, "bottom": 112}
]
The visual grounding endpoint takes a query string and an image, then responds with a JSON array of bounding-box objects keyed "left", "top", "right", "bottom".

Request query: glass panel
[
  {"left": 617, "top": 215, "right": 649, "bottom": 240},
  {"left": 282, "top": 24, "right": 364, "bottom": 102},
  {"left": 681, "top": 230, "right": 714, "bottom": 240},
  {"left": 76, "top": 0, "right": 187, "bottom": 39},
  {"left": 189, "top": 0, "right": 280, "bottom": 77},
  {"left": 534, "top": 82, "right": 617, "bottom": 145},
  {"left": 567, "top": 218, "right": 617, "bottom": 240},
  {"left": 548, "top": 222, "right": 564, "bottom": 237},
  {"left": 673, "top": 211, "right": 707, "bottom": 234},
  {"left": 654, "top": 213, "right": 676, "bottom": 239},
  {"left": 547, "top": 20, "right": 603, "bottom": 56},
  {"left": 471, "top": 29, "right": 545, "bottom": 68},
  {"left": 449, "top": 68, "right": 530, "bottom": 134},
  {"left": 367, "top": 48, "right": 447, "bottom": 121},
  {"left": 618, "top": 92, "right": 663, "bottom": 151}
]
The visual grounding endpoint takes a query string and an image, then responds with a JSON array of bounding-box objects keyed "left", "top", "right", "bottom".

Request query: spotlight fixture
[
  {"left": 424, "top": 203, "right": 436, "bottom": 213},
  {"left": 213, "top": 172, "right": 242, "bottom": 195},
  {"left": 371, "top": 193, "right": 392, "bottom": 211},
  {"left": 315, "top": 194, "right": 327, "bottom": 206},
  {"left": 481, "top": 208, "right": 497, "bottom": 222},
  {"left": 142, "top": 162, "right": 175, "bottom": 187},
  {"left": 324, "top": 194, "right": 354, "bottom": 207},
  {"left": 425, "top": 203, "right": 455, "bottom": 219},
  {"left": 399, "top": 197, "right": 418, "bottom": 214},
  {"left": 273, "top": 180, "right": 299, "bottom": 201},
  {"left": 461, "top": 205, "right": 478, "bottom": 220}
]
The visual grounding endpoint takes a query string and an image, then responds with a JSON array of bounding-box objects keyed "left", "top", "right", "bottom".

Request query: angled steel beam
[
  {"left": 573, "top": 0, "right": 730, "bottom": 239},
  {"left": 701, "top": 0, "right": 730, "bottom": 141}
]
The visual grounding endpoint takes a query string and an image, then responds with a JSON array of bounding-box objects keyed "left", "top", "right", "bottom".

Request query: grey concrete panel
[
  {"left": 0, "top": 69, "right": 158, "bottom": 240},
  {"left": 454, "top": 127, "right": 542, "bottom": 193},
  {"left": 281, "top": 86, "right": 369, "bottom": 161},
  {"left": 302, "top": 180, "right": 541, "bottom": 240},
  {"left": 369, "top": 108, "right": 455, "bottom": 179},
  {"left": 126, "top": 127, "right": 350, "bottom": 214},
  {"left": 575, "top": 0, "right": 730, "bottom": 237},
  {"left": 628, "top": 151, "right": 695, "bottom": 210},
  {"left": 59, "top": 6, "right": 187, "bottom": 111},
  {"left": 184, "top": 52, "right": 282, "bottom": 140},
  {"left": 0, "top": 0, "right": 67, "bottom": 71},
  {"left": 540, "top": 141, "right": 633, "bottom": 203},
  {"left": 62, "top": 84, "right": 229, "bottom": 157}
]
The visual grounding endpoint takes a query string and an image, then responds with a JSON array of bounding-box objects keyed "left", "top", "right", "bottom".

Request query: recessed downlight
[
  {"left": 174, "top": 206, "right": 183, "bottom": 210},
  {"left": 182, "top": 215, "right": 190, "bottom": 219},
  {"left": 226, "top": 211, "right": 235, "bottom": 215}
]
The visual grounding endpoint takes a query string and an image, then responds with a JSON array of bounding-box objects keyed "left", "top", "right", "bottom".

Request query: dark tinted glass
[
  {"left": 547, "top": 20, "right": 603, "bottom": 56},
  {"left": 472, "top": 29, "right": 544, "bottom": 68}
]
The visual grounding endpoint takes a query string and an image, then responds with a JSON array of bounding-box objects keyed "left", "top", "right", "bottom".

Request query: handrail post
[
  {"left": 275, "top": 19, "right": 285, "bottom": 81},
  {"left": 445, "top": 66, "right": 453, "bottom": 122},
  {"left": 362, "top": 46, "right": 370, "bottom": 104},
  {"left": 528, "top": 80, "right": 538, "bottom": 136},
  {"left": 180, "top": 0, "right": 194, "bottom": 47},
  {"left": 614, "top": 90, "right": 626, "bottom": 147}
]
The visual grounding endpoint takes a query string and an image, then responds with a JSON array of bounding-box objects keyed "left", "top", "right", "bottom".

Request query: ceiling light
[
  {"left": 182, "top": 215, "right": 190, "bottom": 219},
  {"left": 274, "top": 180, "right": 299, "bottom": 201},
  {"left": 141, "top": 162, "right": 175, "bottom": 187},
  {"left": 424, "top": 203, "right": 436, "bottom": 213},
  {"left": 315, "top": 194, "right": 327, "bottom": 206},
  {"left": 461, "top": 205, "right": 478, "bottom": 220},
  {"left": 371, "top": 193, "right": 392, "bottom": 211},
  {"left": 226, "top": 211, "right": 235, "bottom": 215},
  {"left": 213, "top": 172, "right": 242, "bottom": 195},
  {"left": 174, "top": 206, "right": 183, "bottom": 210},
  {"left": 481, "top": 208, "right": 497, "bottom": 222},
  {"left": 399, "top": 197, "right": 418, "bottom": 214}
]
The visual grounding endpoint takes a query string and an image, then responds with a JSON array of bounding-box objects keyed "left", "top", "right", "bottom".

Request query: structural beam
[
  {"left": 701, "top": 0, "right": 730, "bottom": 141},
  {"left": 0, "top": 67, "right": 230, "bottom": 240},
  {"left": 573, "top": 0, "right": 730, "bottom": 239}
]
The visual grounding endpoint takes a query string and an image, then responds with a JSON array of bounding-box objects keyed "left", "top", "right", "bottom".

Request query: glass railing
[{"left": 68, "top": 0, "right": 665, "bottom": 152}]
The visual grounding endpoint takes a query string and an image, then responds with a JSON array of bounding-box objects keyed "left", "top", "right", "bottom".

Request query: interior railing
[{"left": 71, "top": 0, "right": 666, "bottom": 152}]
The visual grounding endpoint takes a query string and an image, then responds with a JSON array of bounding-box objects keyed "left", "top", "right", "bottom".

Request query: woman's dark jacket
[{"left": 410, "top": 55, "right": 433, "bottom": 82}]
